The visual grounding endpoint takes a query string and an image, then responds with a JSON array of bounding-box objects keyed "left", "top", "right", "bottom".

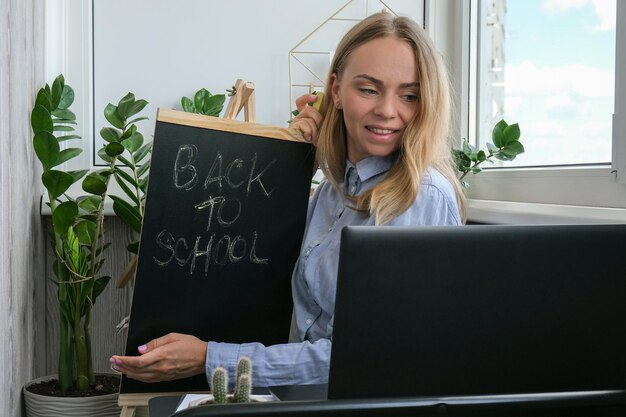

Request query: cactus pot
[
  {"left": 22, "top": 374, "right": 122, "bottom": 417},
  {"left": 189, "top": 394, "right": 263, "bottom": 407}
]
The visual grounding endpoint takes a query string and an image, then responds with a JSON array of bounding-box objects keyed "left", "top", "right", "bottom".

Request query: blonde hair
[{"left": 316, "top": 12, "right": 466, "bottom": 224}]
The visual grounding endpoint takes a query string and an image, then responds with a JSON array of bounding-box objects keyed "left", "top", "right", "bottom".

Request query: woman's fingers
[
  {"left": 295, "top": 94, "right": 318, "bottom": 112},
  {"left": 110, "top": 333, "right": 207, "bottom": 383},
  {"left": 291, "top": 101, "right": 324, "bottom": 144}
]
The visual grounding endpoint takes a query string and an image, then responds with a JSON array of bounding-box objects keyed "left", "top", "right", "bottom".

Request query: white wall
[{"left": 48, "top": 0, "right": 423, "bottom": 171}]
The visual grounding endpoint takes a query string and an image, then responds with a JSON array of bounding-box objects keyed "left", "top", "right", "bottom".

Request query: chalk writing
[
  {"left": 152, "top": 229, "right": 268, "bottom": 275},
  {"left": 155, "top": 144, "right": 281, "bottom": 275},
  {"left": 174, "top": 146, "right": 277, "bottom": 197},
  {"left": 173, "top": 144, "right": 199, "bottom": 190},
  {"left": 195, "top": 196, "right": 242, "bottom": 231}
]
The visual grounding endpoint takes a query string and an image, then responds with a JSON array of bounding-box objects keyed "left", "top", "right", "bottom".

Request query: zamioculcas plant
[
  {"left": 31, "top": 75, "right": 150, "bottom": 394},
  {"left": 31, "top": 74, "right": 113, "bottom": 393},
  {"left": 99, "top": 93, "right": 150, "bottom": 255},
  {"left": 453, "top": 119, "right": 524, "bottom": 188}
]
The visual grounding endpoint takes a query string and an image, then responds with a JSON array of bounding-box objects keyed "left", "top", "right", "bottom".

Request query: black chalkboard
[{"left": 121, "top": 109, "right": 315, "bottom": 394}]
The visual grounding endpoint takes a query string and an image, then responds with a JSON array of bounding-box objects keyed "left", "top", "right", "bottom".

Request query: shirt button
[{"left": 305, "top": 319, "right": 313, "bottom": 325}]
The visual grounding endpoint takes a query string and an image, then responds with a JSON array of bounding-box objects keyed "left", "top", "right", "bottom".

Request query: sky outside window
[{"left": 489, "top": 0, "right": 616, "bottom": 167}]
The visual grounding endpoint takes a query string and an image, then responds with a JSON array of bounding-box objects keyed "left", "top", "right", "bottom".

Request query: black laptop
[
  {"left": 324, "top": 224, "right": 626, "bottom": 404},
  {"left": 175, "top": 227, "right": 626, "bottom": 416}
]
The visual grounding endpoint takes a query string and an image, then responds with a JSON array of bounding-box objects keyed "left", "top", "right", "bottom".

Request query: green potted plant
[
  {"left": 23, "top": 74, "right": 148, "bottom": 417},
  {"left": 453, "top": 119, "right": 524, "bottom": 188}
]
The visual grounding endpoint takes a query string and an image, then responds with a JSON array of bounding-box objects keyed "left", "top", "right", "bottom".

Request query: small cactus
[
  {"left": 236, "top": 356, "right": 252, "bottom": 381},
  {"left": 211, "top": 357, "right": 253, "bottom": 404},
  {"left": 211, "top": 367, "right": 228, "bottom": 404},
  {"left": 233, "top": 374, "right": 251, "bottom": 403}
]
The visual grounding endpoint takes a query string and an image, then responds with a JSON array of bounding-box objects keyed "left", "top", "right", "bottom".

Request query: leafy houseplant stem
[{"left": 31, "top": 74, "right": 149, "bottom": 395}]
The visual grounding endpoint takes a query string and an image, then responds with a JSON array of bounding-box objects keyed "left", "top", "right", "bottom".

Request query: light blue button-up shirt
[{"left": 206, "top": 155, "right": 462, "bottom": 388}]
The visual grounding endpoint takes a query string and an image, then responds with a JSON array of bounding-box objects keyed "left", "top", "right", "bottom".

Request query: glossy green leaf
[
  {"left": 115, "top": 167, "right": 138, "bottom": 187},
  {"left": 139, "top": 177, "right": 149, "bottom": 193},
  {"left": 116, "top": 93, "right": 136, "bottom": 119},
  {"left": 52, "top": 109, "right": 76, "bottom": 121},
  {"left": 181, "top": 96, "right": 195, "bottom": 113},
  {"left": 494, "top": 151, "right": 516, "bottom": 161},
  {"left": 117, "top": 155, "right": 133, "bottom": 169},
  {"left": 52, "top": 201, "right": 79, "bottom": 237},
  {"left": 105, "top": 142, "right": 124, "bottom": 157},
  {"left": 501, "top": 141, "right": 525, "bottom": 158},
  {"left": 486, "top": 142, "right": 499, "bottom": 154},
  {"left": 35, "top": 88, "right": 52, "bottom": 112},
  {"left": 111, "top": 195, "right": 142, "bottom": 233},
  {"left": 53, "top": 119, "right": 77, "bottom": 126},
  {"left": 120, "top": 124, "right": 136, "bottom": 140},
  {"left": 127, "top": 116, "right": 149, "bottom": 125},
  {"left": 33, "top": 132, "right": 60, "bottom": 170},
  {"left": 127, "top": 241, "right": 139, "bottom": 254},
  {"left": 503, "top": 123, "right": 521, "bottom": 145},
  {"left": 53, "top": 125, "right": 75, "bottom": 132},
  {"left": 42, "top": 170, "right": 74, "bottom": 200},
  {"left": 127, "top": 99, "right": 148, "bottom": 118},
  {"left": 92, "top": 276, "right": 112, "bottom": 303},
  {"left": 114, "top": 173, "right": 141, "bottom": 206},
  {"left": 58, "top": 84, "right": 75, "bottom": 110},
  {"left": 57, "top": 134, "right": 81, "bottom": 142},
  {"left": 137, "top": 160, "right": 151, "bottom": 177},
  {"left": 67, "top": 169, "right": 89, "bottom": 185},
  {"left": 203, "top": 94, "right": 225, "bottom": 116},
  {"left": 100, "top": 127, "right": 121, "bottom": 143},
  {"left": 51, "top": 75, "right": 64, "bottom": 109},
  {"left": 492, "top": 119, "right": 508, "bottom": 148},
  {"left": 462, "top": 139, "right": 476, "bottom": 157},
  {"left": 98, "top": 147, "right": 113, "bottom": 163},
  {"left": 31, "top": 104, "right": 53, "bottom": 134},
  {"left": 74, "top": 218, "right": 97, "bottom": 246},
  {"left": 133, "top": 142, "right": 152, "bottom": 163},
  {"left": 104, "top": 103, "right": 124, "bottom": 129},
  {"left": 54, "top": 148, "right": 82, "bottom": 167},
  {"left": 194, "top": 88, "right": 209, "bottom": 112},
  {"left": 122, "top": 132, "right": 143, "bottom": 153},
  {"left": 77, "top": 195, "right": 102, "bottom": 213},
  {"left": 82, "top": 173, "right": 108, "bottom": 196}
]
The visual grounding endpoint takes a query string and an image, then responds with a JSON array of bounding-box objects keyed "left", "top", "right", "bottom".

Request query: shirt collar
[{"left": 344, "top": 154, "right": 396, "bottom": 183}]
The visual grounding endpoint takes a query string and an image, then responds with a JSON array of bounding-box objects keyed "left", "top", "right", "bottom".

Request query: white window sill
[{"left": 468, "top": 199, "right": 626, "bottom": 225}]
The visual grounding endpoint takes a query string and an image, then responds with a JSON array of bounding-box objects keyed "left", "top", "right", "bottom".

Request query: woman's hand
[
  {"left": 290, "top": 94, "right": 324, "bottom": 145},
  {"left": 110, "top": 333, "right": 207, "bottom": 383}
]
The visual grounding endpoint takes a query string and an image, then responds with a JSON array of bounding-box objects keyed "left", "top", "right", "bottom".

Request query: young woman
[{"left": 111, "top": 11, "right": 466, "bottom": 388}]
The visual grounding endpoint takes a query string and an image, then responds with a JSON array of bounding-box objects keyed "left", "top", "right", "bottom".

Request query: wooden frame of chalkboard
[{"left": 119, "top": 109, "right": 315, "bottom": 399}]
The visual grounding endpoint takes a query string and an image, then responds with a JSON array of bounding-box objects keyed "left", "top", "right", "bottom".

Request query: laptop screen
[{"left": 328, "top": 224, "right": 626, "bottom": 400}]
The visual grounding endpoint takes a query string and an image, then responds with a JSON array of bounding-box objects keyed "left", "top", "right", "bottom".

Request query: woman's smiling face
[{"left": 330, "top": 36, "right": 419, "bottom": 164}]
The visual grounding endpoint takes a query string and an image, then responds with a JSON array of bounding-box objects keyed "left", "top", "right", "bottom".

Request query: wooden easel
[
  {"left": 117, "top": 79, "right": 256, "bottom": 417},
  {"left": 223, "top": 78, "right": 256, "bottom": 122}
]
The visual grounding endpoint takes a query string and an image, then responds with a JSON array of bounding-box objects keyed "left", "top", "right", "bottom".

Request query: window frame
[{"left": 427, "top": 0, "right": 626, "bottom": 224}]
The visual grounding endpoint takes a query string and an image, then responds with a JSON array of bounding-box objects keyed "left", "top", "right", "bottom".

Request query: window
[
  {"left": 435, "top": 0, "right": 626, "bottom": 222},
  {"left": 476, "top": 0, "right": 616, "bottom": 168}
]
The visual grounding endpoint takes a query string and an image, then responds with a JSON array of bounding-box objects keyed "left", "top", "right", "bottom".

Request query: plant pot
[
  {"left": 186, "top": 394, "right": 271, "bottom": 408},
  {"left": 23, "top": 374, "right": 121, "bottom": 417}
]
